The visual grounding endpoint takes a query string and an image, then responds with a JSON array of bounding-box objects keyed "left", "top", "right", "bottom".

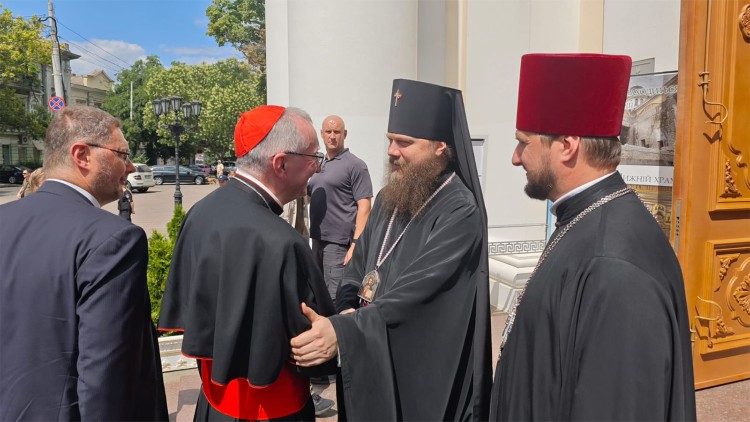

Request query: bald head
[{"left": 321, "top": 115, "right": 347, "bottom": 158}]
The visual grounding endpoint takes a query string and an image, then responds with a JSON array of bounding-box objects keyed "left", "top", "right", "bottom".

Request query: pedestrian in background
[
  {"left": 308, "top": 115, "right": 372, "bottom": 303},
  {"left": 118, "top": 185, "right": 134, "bottom": 221},
  {"left": 24, "top": 168, "right": 45, "bottom": 195},
  {"left": 15, "top": 168, "right": 30, "bottom": 199},
  {"left": 0, "top": 105, "right": 167, "bottom": 420},
  {"left": 216, "top": 159, "right": 224, "bottom": 177}
]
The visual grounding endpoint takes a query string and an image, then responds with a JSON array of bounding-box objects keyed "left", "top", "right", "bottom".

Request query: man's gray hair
[
  {"left": 237, "top": 107, "right": 313, "bottom": 174},
  {"left": 540, "top": 133, "right": 621, "bottom": 170},
  {"left": 44, "top": 106, "right": 121, "bottom": 170}
]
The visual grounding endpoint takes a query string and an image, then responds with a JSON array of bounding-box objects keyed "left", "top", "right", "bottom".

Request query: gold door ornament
[{"left": 740, "top": 4, "right": 750, "bottom": 40}]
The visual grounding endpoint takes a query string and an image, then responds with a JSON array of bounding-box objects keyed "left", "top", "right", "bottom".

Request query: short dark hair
[
  {"left": 540, "top": 133, "right": 621, "bottom": 169},
  {"left": 44, "top": 106, "right": 121, "bottom": 171}
]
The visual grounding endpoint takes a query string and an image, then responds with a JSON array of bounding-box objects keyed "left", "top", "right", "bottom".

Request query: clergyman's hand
[{"left": 290, "top": 303, "right": 338, "bottom": 367}]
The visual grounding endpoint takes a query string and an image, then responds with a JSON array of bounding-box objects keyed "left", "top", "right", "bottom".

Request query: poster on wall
[
  {"left": 545, "top": 71, "right": 678, "bottom": 241},
  {"left": 618, "top": 71, "right": 678, "bottom": 237}
]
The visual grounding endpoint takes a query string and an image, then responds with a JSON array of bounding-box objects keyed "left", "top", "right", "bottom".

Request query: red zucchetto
[
  {"left": 234, "top": 105, "right": 286, "bottom": 158},
  {"left": 516, "top": 53, "right": 632, "bottom": 137}
]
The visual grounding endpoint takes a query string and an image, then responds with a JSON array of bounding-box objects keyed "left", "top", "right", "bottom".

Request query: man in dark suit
[{"left": 0, "top": 106, "right": 167, "bottom": 420}]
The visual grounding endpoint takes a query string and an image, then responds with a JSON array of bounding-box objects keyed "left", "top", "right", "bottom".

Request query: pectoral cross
[{"left": 393, "top": 89, "right": 402, "bottom": 106}]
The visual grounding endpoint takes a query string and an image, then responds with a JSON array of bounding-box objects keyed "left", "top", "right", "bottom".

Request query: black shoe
[{"left": 312, "top": 392, "right": 334, "bottom": 416}]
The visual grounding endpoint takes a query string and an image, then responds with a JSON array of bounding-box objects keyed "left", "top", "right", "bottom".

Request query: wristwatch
[{"left": 351, "top": 238, "right": 359, "bottom": 245}]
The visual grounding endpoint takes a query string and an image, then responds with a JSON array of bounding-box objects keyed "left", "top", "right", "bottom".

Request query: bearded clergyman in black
[
  {"left": 490, "top": 54, "right": 696, "bottom": 420},
  {"left": 290, "top": 79, "right": 492, "bottom": 421}
]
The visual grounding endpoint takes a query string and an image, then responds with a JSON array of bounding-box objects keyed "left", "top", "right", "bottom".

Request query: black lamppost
[{"left": 152, "top": 96, "right": 201, "bottom": 207}]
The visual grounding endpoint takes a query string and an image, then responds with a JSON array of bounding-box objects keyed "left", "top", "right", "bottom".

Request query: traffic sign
[{"left": 48, "top": 96, "right": 65, "bottom": 112}]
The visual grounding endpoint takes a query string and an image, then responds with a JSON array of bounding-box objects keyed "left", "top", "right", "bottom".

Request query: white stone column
[{"left": 267, "top": 0, "right": 419, "bottom": 190}]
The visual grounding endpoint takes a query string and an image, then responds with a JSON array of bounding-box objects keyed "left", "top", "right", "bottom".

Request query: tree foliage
[
  {"left": 206, "top": 0, "right": 266, "bottom": 100},
  {"left": 0, "top": 5, "right": 51, "bottom": 142},
  {"left": 147, "top": 205, "right": 186, "bottom": 324},
  {"left": 0, "top": 5, "right": 51, "bottom": 85},
  {"left": 206, "top": 0, "right": 265, "bottom": 71},
  {"left": 143, "top": 58, "right": 262, "bottom": 160},
  {"left": 102, "top": 56, "right": 166, "bottom": 164}
]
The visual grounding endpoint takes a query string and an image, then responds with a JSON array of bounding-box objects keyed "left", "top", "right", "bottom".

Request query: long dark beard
[{"left": 380, "top": 156, "right": 446, "bottom": 217}]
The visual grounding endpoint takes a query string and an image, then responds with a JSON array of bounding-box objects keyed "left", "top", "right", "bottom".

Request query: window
[
  {"left": 2, "top": 145, "right": 11, "bottom": 164},
  {"left": 471, "top": 138, "right": 486, "bottom": 191}
]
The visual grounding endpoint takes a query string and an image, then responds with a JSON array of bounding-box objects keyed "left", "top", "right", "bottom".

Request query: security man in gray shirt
[{"left": 308, "top": 115, "right": 373, "bottom": 303}]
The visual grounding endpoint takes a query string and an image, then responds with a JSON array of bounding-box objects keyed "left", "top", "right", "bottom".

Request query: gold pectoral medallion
[{"left": 358, "top": 270, "right": 380, "bottom": 304}]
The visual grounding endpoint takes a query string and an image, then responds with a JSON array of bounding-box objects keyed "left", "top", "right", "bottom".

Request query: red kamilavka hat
[
  {"left": 516, "top": 53, "right": 632, "bottom": 137},
  {"left": 234, "top": 105, "right": 286, "bottom": 158}
]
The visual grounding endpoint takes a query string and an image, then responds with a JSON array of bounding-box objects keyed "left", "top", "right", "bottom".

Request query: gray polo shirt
[{"left": 308, "top": 148, "right": 373, "bottom": 245}]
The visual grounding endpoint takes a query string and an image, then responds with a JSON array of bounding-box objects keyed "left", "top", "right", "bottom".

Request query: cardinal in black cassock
[
  {"left": 293, "top": 79, "right": 492, "bottom": 421},
  {"left": 489, "top": 54, "right": 696, "bottom": 420},
  {"left": 158, "top": 106, "right": 336, "bottom": 421}
]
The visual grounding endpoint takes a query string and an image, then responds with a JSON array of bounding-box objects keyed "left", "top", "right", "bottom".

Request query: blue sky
[{"left": 2, "top": 0, "right": 243, "bottom": 78}]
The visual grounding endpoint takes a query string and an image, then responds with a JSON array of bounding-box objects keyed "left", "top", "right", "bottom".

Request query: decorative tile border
[{"left": 488, "top": 240, "right": 546, "bottom": 256}]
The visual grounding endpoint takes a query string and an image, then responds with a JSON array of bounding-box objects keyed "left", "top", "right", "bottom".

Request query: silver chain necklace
[
  {"left": 376, "top": 173, "right": 455, "bottom": 267},
  {"left": 497, "top": 187, "right": 633, "bottom": 360},
  {"left": 357, "top": 173, "right": 455, "bottom": 305}
]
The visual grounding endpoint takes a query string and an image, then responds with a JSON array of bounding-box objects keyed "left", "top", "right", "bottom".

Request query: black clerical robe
[
  {"left": 158, "top": 178, "right": 336, "bottom": 418},
  {"left": 333, "top": 174, "right": 491, "bottom": 421},
  {"left": 490, "top": 172, "right": 696, "bottom": 420}
]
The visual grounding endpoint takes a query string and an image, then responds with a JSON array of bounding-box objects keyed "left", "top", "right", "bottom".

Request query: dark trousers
[
  {"left": 312, "top": 239, "right": 349, "bottom": 302},
  {"left": 193, "top": 388, "right": 314, "bottom": 422}
]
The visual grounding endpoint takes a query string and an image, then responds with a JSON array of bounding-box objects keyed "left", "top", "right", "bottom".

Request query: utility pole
[
  {"left": 47, "top": 0, "right": 65, "bottom": 103},
  {"left": 130, "top": 81, "right": 134, "bottom": 119}
]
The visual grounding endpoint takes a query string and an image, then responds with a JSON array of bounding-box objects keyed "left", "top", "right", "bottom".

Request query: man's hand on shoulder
[{"left": 290, "top": 303, "right": 338, "bottom": 367}]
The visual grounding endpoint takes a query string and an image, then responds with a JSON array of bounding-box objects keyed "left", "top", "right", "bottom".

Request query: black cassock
[
  {"left": 158, "top": 178, "right": 336, "bottom": 418},
  {"left": 490, "top": 172, "right": 696, "bottom": 420},
  {"left": 334, "top": 174, "right": 491, "bottom": 421}
]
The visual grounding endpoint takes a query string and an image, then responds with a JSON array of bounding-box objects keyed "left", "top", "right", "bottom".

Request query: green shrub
[{"left": 147, "top": 205, "right": 186, "bottom": 323}]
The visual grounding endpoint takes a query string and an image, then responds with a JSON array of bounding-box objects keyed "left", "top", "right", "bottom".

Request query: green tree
[
  {"left": 102, "top": 56, "right": 165, "bottom": 164},
  {"left": 143, "top": 58, "right": 262, "bottom": 160},
  {"left": 206, "top": 0, "right": 266, "bottom": 100},
  {"left": 0, "top": 5, "right": 51, "bottom": 85},
  {"left": 0, "top": 5, "right": 52, "bottom": 145}
]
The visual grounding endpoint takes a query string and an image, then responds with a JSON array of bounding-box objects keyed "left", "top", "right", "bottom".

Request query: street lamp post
[{"left": 152, "top": 96, "right": 202, "bottom": 207}]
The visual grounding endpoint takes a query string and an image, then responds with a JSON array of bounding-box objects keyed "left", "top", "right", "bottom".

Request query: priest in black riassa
[
  {"left": 490, "top": 53, "right": 696, "bottom": 420},
  {"left": 158, "top": 106, "right": 336, "bottom": 421},
  {"left": 290, "top": 79, "right": 492, "bottom": 421}
]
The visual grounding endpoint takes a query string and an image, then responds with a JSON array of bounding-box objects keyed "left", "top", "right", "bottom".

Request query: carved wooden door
[{"left": 673, "top": 0, "right": 750, "bottom": 389}]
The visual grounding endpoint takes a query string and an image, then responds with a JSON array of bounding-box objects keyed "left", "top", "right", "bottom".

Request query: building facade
[
  {"left": 70, "top": 70, "right": 113, "bottom": 108},
  {"left": 0, "top": 48, "right": 80, "bottom": 166},
  {"left": 266, "top": 0, "right": 681, "bottom": 309}
]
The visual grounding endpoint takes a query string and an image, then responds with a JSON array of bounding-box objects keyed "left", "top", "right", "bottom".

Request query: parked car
[
  {"left": 150, "top": 165, "right": 206, "bottom": 185},
  {"left": 189, "top": 164, "right": 211, "bottom": 176},
  {"left": 0, "top": 165, "right": 30, "bottom": 184},
  {"left": 126, "top": 163, "right": 156, "bottom": 193}
]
